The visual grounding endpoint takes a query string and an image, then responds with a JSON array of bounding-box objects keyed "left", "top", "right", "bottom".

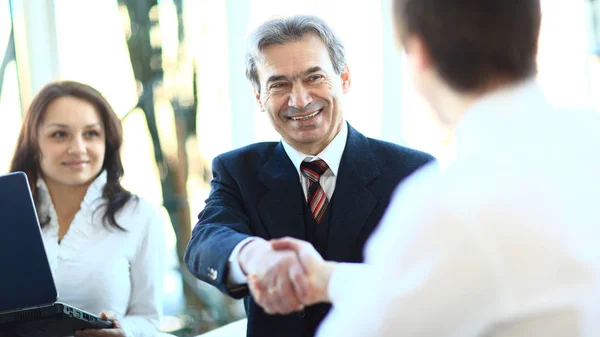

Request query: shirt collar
[
  {"left": 455, "top": 77, "right": 550, "bottom": 158},
  {"left": 282, "top": 121, "right": 348, "bottom": 177}
]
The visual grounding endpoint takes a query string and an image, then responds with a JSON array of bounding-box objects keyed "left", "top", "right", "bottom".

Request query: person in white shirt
[
  {"left": 9, "top": 81, "right": 165, "bottom": 337},
  {"left": 267, "top": 0, "right": 600, "bottom": 336}
]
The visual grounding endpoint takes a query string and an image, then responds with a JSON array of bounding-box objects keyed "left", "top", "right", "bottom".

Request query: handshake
[{"left": 237, "top": 237, "right": 338, "bottom": 315}]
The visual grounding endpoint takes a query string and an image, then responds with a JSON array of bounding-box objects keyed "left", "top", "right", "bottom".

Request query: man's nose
[{"left": 288, "top": 84, "right": 313, "bottom": 110}]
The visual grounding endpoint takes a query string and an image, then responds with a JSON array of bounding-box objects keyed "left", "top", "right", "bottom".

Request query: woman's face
[{"left": 37, "top": 96, "right": 106, "bottom": 189}]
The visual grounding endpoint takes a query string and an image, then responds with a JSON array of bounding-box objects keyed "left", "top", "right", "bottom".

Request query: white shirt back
[{"left": 321, "top": 79, "right": 600, "bottom": 337}]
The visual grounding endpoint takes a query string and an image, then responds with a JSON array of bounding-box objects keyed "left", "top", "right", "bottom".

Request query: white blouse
[{"left": 38, "top": 171, "right": 165, "bottom": 337}]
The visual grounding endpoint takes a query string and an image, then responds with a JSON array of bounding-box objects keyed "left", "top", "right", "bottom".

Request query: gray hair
[{"left": 245, "top": 15, "right": 348, "bottom": 92}]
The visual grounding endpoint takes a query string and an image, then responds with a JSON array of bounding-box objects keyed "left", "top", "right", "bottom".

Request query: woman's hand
[{"left": 75, "top": 311, "right": 126, "bottom": 337}]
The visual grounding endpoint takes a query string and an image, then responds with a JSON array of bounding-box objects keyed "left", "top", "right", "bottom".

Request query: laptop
[{"left": 0, "top": 171, "right": 113, "bottom": 337}]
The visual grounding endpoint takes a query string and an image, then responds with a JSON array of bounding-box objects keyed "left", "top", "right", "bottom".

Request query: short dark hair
[
  {"left": 245, "top": 15, "right": 347, "bottom": 92},
  {"left": 10, "top": 80, "right": 135, "bottom": 231},
  {"left": 393, "top": 0, "right": 542, "bottom": 92}
]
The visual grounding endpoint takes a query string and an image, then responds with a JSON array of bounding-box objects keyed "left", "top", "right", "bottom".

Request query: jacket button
[
  {"left": 208, "top": 268, "right": 218, "bottom": 280},
  {"left": 298, "top": 309, "right": 306, "bottom": 318}
]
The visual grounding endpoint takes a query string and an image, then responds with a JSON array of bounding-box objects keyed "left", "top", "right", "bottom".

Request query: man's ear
[
  {"left": 340, "top": 66, "right": 351, "bottom": 93},
  {"left": 254, "top": 89, "right": 265, "bottom": 112},
  {"left": 404, "top": 35, "right": 432, "bottom": 74}
]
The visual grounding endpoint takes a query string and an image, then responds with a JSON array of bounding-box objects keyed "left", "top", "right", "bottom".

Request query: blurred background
[{"left": 1, "top": 0, "right": 599, "bottom": 335}]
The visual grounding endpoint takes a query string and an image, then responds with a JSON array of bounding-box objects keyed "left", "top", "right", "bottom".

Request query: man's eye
[
  {"left": 306, "top": 75, "right": 324, "bottom": 82},
  {"left": 270, "top": 83, "right": 287, "bottom": 90}
]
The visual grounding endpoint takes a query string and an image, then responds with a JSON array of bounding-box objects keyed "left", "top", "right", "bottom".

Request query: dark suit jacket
[{"left": 184, "top": 123, "right": 435, "bottom": 337}]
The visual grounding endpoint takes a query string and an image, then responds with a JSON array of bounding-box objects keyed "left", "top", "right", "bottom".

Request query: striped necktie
[{"left": 300, "top": 160, "right": 329, "bottom": 224}]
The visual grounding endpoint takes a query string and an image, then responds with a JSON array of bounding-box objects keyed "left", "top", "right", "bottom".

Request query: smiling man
[{"left": 184, "top": 15, "right": 434, "bottom": 337}]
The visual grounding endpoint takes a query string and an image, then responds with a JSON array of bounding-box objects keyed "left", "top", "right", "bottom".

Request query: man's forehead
[
  {"left": 262, "top": 53, "right": 320, "bottom": 73},
  {"left": 258, "top": 41, "right": 331, "bottom": 77}
]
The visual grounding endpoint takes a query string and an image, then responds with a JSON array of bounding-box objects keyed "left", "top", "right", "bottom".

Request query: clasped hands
[{"left": 238, "top": 237, "right": 337, "bottom": 315}]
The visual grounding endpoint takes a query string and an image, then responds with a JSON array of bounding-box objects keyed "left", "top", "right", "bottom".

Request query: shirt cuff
[
  {"left": 227, "top": 237, "right": 260, "bottom": 285},
  {"left": 120, "top": 319, "right": 132, "bottom": 337},
  {"left": 328, "top": 262, "right": 374, "bottom": 304}
]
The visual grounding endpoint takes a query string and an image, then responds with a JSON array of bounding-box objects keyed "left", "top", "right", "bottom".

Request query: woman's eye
[
  {"left": 85, "top": 131, "right": 100, "bottom": 137},
  {"left": 51, "top": 131, "right": 67, "bottom": 138}
]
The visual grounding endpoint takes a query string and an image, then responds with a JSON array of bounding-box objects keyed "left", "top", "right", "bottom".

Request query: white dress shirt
[
  {"left": 319, "top": 79, "right": 600, "bottom": 337},
  {"left": 39, "top": 171, "right": 165, "bottom": 337},
  {"left": 227, "top": 122, "right": 349, "bottom": 284}
]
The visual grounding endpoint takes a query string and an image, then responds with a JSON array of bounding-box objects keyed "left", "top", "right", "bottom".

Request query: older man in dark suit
[{"left": 184, "top": 15, "right": 434, "bottom": 337}]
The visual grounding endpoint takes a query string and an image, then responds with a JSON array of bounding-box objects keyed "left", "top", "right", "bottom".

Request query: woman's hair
[{"left": 10, "top": 80, "right": 135, "bottom": 230}]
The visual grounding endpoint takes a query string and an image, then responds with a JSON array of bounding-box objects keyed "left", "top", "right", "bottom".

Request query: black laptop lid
[{"left": 0, "top": 171, "right": 57, "bottom": 312}]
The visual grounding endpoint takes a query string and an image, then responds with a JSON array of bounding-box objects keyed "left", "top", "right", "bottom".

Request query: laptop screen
[{"left": 0, "top": 172, "right": 58, "bottom": 312}]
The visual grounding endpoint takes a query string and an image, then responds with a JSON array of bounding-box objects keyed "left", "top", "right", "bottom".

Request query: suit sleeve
[{"left": 184, "top": 156, "right": 253, "bottom": 298}]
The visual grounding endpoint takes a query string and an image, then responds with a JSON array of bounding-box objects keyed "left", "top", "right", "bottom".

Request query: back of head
[
  {"left": 393, "top": 0, "right": 542, "bottom": 92},
  {"left": 245, "top": 14, "right": 347, "bottom": 92}
]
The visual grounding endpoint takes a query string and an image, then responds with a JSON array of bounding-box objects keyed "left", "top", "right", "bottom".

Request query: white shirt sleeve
[
  {"left": 120, "top": 204, "right": 166, "bottom": 337},
  {"left": 227, "top": 237, "right": 262, "bottom": 285},
  {"left": 317, "top": 165, "right": 496, "bottom": 337}
]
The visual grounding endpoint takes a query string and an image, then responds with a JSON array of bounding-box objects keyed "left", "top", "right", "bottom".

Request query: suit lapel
[
  {"left": 325, "top": 124, "right": 379, "bottom": 262},
  {"left": 257, "top": 143, "right": 307, "bottom": 240}
]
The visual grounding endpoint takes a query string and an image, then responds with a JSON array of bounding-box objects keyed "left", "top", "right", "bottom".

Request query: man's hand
[
  {"left": 270, "top": 237, "right": 337, "bottom": 306},
  {"left": 239, "top": 239, "right": 307, "bottom": 315}
]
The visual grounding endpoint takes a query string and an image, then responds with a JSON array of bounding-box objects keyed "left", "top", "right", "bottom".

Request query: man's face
[{"left": 254, "top": 34, "right": 351, "bottom": 155}]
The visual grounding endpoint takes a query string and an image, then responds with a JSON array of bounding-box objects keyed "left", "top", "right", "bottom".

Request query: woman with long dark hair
[{"left": 10, "top": 80, "right": 164, "bottom": 337}]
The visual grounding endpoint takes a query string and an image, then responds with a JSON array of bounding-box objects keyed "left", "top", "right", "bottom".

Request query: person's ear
[
  {"left": 253, "top": 89, "right": 265, "bottom": 112},
  {"left": 339, "top": 66, "right": 351, "bottom": 93},
  {"left": 404, "top": 35, "right": 432, "bottom": 74}
]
